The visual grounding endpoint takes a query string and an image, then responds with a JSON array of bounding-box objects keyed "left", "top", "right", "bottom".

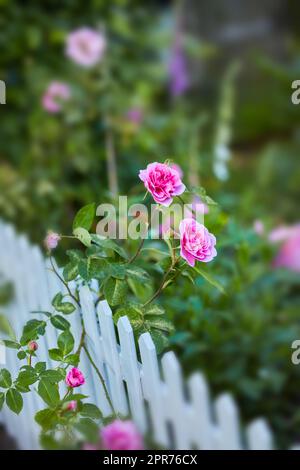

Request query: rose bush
[{"left": 0, "top": 163, "right": 219, "bottom": 449}]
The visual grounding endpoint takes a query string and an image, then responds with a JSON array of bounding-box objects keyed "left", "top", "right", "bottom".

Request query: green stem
[
  {"left": 128, "top": 237, "right": 145, "bottom": 265},
  {"left": 143, "top": 256, "right": 179, "bottom": 307},
  {"left": 50, "top": 255, "right": 80, "bottom": 307}
]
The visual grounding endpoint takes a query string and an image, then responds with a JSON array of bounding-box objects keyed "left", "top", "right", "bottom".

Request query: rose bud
[{"left": 28, "top": 341, "right": 38, "bottom": 352}]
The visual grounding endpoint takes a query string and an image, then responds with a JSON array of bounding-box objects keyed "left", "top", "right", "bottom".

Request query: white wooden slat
[
  {"left": 247, "top": 418, "right": 273, "bottom": 450},
  {"left": 188, "top": 372, "right": 214, "bottom": 449},
  {"left": 117, "top": 316, "right": 147, "bottom": 432},
  {"left": 97, "top": 300, "right": 128, "bottom": 416},
  {"left": 79, "top": 286, "right": 112, "bottom": 416},
  {"left": 161, "top": 351, "right": 191, "bottom": 450},
  {"left": 5, "top": 229, "right": 38, "bottom": 449},
  {"left": 215, "top": 393, "right": 242, "bottom": 450},
  {"left": 138, "top": 333, "right": 169, "bottom": 448}
]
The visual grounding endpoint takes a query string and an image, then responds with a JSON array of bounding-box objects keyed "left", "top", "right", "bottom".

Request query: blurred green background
[{"left": 1, "top": 0, "right": 300, "bottom": 448}]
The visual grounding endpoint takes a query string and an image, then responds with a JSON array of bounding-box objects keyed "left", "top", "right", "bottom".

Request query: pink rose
[
  {"left": 42, "top": 82, "right": 70, "bottom": 113},
  {"left": 66, "top": 367, "right": 85, "bottom": 388},
  {"left": 44, "top": 232, "right": 61, "bottom": 250},
  {"left": 139, "top": 162, "right": 185, "bottom": 207},
  {"left": 179, "top": 218, "right": 217, "bottom": 267},
  {"left": 101, "top": 420, "right": 144, "bottom": 451},
  {"left": 66, "top": 27, "right": 106, "bottom": 67},
  {"left": 273, "top": 225, "right": 300, "bottom": 272}
]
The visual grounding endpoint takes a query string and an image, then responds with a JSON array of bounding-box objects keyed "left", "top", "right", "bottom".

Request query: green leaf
[
  {"left": 145, "top": 316, "right": 174, "bottom": 333},
  {"left": 15, "top": 384, "right": 30, "bottom": 393},
  {"left": 73, "top": 203, "right": 96, "bottom": 231},
  {"left": 52, "top": 293, "right": 63, "bottom": 309},
  {"left": 0, "top": 392, "right": 4, "bottom": 410},
  {"left": 189, "top": 186, "right": 218, "bottom": 206},
  {"left": 17, "top": 351, "right": 27, "bottom": 360},
  {"left": 0, "top": 314, "right": 15, "bottom": 340},
  {"left": 16, "top": 368, "right": 38, "bottom": 386},
  {"left": 64, "top": 354, "right": 80, "bottom": 366},
  {"left": 193, "top": 266, "right": 226, "bottom": 295},
  {"left": 20, "top": 319, "right": 46, "bottom": 345},
  {"left": 35, "top": 408, "right": 57, "bottom": 431},
  {"left": 149, "top": 329, "right": 169, "bottom": 354},
  {"left": 91, "top": 235, "right": 128, "bottom": 259},
  {"left": 65, "top": 393, "right": 88, "bottom": 402},
  {"left": 35, "top": 362, "right": 47, "bottom": 373},
  {"left": 2, "top": 340, "right": 20, "bottom": 349},
  {"left": 0, "top": 369, "right": 12, "bottom": 388},
  {"left": 57, "top": 330, "right": 74, "bottom": 356},
  {"left": 75, "top": 418, "right": 99, "bottom": 443},
  {"left": 73, "top": 227, "right": 92, "bottom": 248},
  {"left": 103, "top": 277, "right": 128, "bottom": 306},
  {"left": 48, "top": 348, "right": 64, "bottom": 362},
  {"left": 80, "top": 403, "right": 102, "bottom": 419},
  {"left": 40, "top": 369, "right": 64, "bottom": 383},
  {"left": 126, "top": 266, "right": 150, "bottom": 282},
  {"left": 52, "top": 293, "right": 75, "bottom": 315},
  {"left": 143, "top": 304, "right": 165, "bottom": 316},
  {"left": 38, "top": 379, "right": 60, "bottom": 407},
  {"left": 114, "top": 304, "right": 144, "bottom": 329},
  {"left": 50, "top": 315, "right": 70, "bottom": 331},
  {"left": 63, "top": 262, "right": 79, "bottom": 282},
  {"left": 6, "top": 388, "right": 23, "bottom": 414}
]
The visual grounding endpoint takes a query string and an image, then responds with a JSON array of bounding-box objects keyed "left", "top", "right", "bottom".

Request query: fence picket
[
  {"left": 117, "top": 316, "right": 147, "bottom": 433},
  {"left": 138, "top": 332, "right": 169, "bottom": 447},
  {"left": 247, "top": 418, "right": 273, "bottom": 450},
  {"left": 188, "top": 373, "right": 214, "bottom": 449},
  {"left": 97, "top": 300, "right": 128, "bottom": 416},
  {"left": 214, "top": 394, "right": 242, "bottom": 450}
]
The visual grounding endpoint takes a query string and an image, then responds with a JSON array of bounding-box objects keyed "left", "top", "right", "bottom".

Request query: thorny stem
[
  {"left": 83, "top": 344, "right": 116, "bottom": 417},
  {"left": 49, "top": 255, "right": 80, "bottom": 307},
  {"left": 143, "top": 255, "right": 180, "bottom": 307},
  {"left": 128, "top": 237, "right": 145, "bottom": 265}
]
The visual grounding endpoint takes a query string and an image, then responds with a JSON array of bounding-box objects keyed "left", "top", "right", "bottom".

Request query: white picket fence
[{"left": 0, "top": 220, "right": 298, "bottom": 450}]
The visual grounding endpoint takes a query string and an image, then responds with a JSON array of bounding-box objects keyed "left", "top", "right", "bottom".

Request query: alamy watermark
[
  {"left": 0, "top": 80, "right": 6, "bottom": 104},
  {"left": 291, "top": 80, "right": 300, "bottom": 105},
  {"left": 95, "top": 196, "right": 207, "bottom": 240}
]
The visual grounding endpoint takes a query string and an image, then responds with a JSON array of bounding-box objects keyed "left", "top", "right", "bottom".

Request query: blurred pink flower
[
  {"left": 42, "top": 82, "right": 70, "bottom": 113},
  {"left": 82, "top": 443, "right": 99, "bottom": 451},
  {"left": 44, "top": 231, "right": 61, "bottom": 250},
  {"left": 179, "top": 218, "right": 217, "bottom": 267},
  {"left": 268, "top": 224, "right": 300, "bottom": 244},
  {"left": 169, "top": 36, "right": 189, "bottom": 97},
  {"left": 273, "top": 224, "right": 300, "bottom": 272},
  {"left": 66, "top": 400, "right": 77, "bottom": 411},
  {"left": 126, "top": 108, "right": 143, "bottom": 125},
  {"left": 101, "top": 420, "right": 143, "bottom": 450},
  {"left": 66, "top": 367, "right": 85, "bottom": 388},
  {"left": 139, "top": 162, "right": 185, "bottom": 207},
  {"left": 66, "top": 27, "right": 106, "bottom": 67},
  {"left": 253, "top": 219, "right": 265, "bottom": 236}
]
